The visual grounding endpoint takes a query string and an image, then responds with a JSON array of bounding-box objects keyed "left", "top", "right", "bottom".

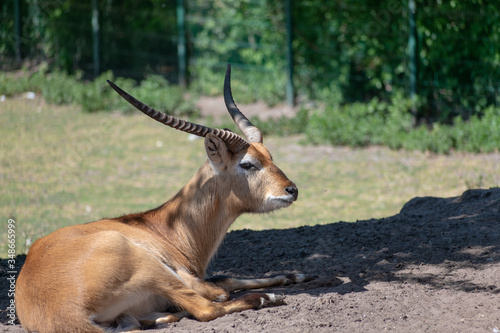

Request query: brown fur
[{"left": 15, "top": 134, "right": 310, "bottom": 333}]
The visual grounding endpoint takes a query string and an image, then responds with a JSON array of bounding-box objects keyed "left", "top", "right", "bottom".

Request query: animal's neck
[{"left": 145, "top": 161, "right": 241, "bottom": 277}]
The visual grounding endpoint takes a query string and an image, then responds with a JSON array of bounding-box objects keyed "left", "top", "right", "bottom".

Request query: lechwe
[{"left": 16, "top": 65, "right": 315, "bottom": 332}]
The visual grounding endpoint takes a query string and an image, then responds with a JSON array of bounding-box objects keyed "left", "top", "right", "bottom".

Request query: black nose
[{"left": 285, "top": 186, "right": 299, "bottom": 201}]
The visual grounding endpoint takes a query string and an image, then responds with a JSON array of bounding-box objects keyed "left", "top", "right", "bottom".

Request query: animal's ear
[{"left": 204, "top": 134, "right": 230, "bottom": 172}]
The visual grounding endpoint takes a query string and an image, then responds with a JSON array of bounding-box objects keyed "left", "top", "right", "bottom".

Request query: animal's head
[{"left": 108, "top": 65, "right": 298, "bottom": 214}]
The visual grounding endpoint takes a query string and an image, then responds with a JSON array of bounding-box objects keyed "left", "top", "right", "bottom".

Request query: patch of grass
[
  {"left": 232, "top": 140, "right": 500, "bottom": 230},
  {"left": 1, "top": 98, "right": 499, "bottom": 254},
  {"left": 1, "top": 98, "right": 204, "bottom": 254}
]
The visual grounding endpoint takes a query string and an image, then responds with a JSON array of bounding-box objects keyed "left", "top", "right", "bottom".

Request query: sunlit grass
[
  {"left": 234, "top": 139, "right": 500, "bottom": 230},
  {"left": 1, "top": 97, "right": 499, "bottom": 254}
]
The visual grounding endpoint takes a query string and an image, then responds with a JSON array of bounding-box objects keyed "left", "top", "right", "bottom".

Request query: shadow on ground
[
  {"left": 2, "top": 188, "right": 499, "bottom": 332},
  {"left": 209, "top": 188, "right": 499, "bottom": 294}
]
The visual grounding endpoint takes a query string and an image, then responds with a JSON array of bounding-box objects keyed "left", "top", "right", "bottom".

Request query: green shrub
[
  {"left": 191, "top": 64, "right": 285, "bottom": 106},
  {"left": 451, "top": 106, "right": 500, "bottom": 153},
  {"left": 2, "top": 68, "right": 498, "bottom": 154},
  {"left": 0, "top": 69, "right": 199, "bottom": 116},
  {"left": 306, "top": 92, "right": 413, "bottom": 147},
  {"left": 0, "top": 69, "right": 43, "bottom": 96},
  {"left": 301, "top": 90, "right": 499, "bottom": 154},
  {"left": 42, "top": 70, "right": 83, "bottom": 105},
  {"left": 250, "top": 107, "right": 309, "bottom": 137},
  {"left": 134, "top": 75, "right": 199, "bottom": 117}
]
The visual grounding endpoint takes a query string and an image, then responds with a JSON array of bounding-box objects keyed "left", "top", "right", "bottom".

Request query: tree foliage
[
  {"left": 187, "top": 0, "right": 500, "bottom": 122},
  {"left": 1, "top": 0, "right": 499, "bottom": 123},
  {"left": 0, "top": 0, "right": 178, "bottom": 79},
  {"left": 417, "top": 0, "right": 500, "bottom": 121}
]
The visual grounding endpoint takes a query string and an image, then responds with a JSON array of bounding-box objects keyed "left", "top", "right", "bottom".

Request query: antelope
[{"left": 16, "top": 65, "right": 315, "bottom": 333}]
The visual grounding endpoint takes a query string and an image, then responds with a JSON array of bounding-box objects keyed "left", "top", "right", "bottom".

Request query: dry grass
[{"left": 1, "top": 97, "right": 499, "bottom": 253}]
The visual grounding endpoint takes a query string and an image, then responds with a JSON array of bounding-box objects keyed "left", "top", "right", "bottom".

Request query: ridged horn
[
  {"left": 107, "top": 80, "right": 250, "bottom": 153},
  {"left": 224, "top": 64, "right": 263, "bottom": 144}
]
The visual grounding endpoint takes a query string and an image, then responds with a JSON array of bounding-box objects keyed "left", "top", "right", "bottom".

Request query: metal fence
[
  {"left": 1, "top": 0, "right": 499, "bottom": 117},
  {"left": 1, "top": 0, "right": 179, "bottom": 81}
]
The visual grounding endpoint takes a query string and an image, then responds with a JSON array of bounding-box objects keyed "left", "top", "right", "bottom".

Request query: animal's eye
[{"left": 239, "top": 162, "right": 255, "bottom": 170}]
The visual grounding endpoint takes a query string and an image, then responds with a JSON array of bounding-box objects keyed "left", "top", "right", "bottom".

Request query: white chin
[{"left": 260, "top": 196, "right": 294, "bottom": 212}]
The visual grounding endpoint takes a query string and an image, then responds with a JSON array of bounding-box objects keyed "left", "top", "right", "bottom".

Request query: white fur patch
[
  {"left": 261, "top": 194, "right": 294, "bottom": 212},
  {"left": 259, "top": 293, "right": 277, "bottom": 308},
  {"left": 294, "top": 274, "right": 307, "bottom": 283},
  {"left": 266, "top": 293, "right": 276, "bottom": 302}
]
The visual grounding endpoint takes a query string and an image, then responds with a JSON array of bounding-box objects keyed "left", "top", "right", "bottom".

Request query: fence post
[
  {"left": 285, "top": 0, "right": 294, "bottom": 106},
  {"left": 92, "top": 0, "right": 100, "bottom": 78},
  {"left": 408, "top": 0, "right": 418, "bottom": 125},
  {"left": 31, "top": 0, "right": 43, "bottom": 61},
  {"left": 177, "top": 0, "right": 187, "bottom": 87},
  {"left": 14, "top": 0, "right": 21, "bottom": 63}
]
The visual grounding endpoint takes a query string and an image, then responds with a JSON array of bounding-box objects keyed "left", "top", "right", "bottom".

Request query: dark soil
[{"left": 1, "top": 188, "right": 499, "bottom": 332}]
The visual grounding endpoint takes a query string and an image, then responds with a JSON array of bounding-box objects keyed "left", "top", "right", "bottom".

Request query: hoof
[
  {"left": 260, "top": 293, "right": 286, "bottom": 308},
  {"left": 285, "top": 273, "right": 318, "bottom": 285}
]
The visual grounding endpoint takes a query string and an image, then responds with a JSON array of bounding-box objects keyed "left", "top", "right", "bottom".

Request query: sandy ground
[
  {"left": 1, "top": 188, "right": 499, "bottom": 332},
  {"left": 1, "top": 98, "right": 499, "bottom": 332}
]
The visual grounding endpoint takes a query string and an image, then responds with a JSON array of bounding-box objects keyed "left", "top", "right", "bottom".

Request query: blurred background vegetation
[{"left": 1, "top": 0, "right": 500, "bottom": 153}]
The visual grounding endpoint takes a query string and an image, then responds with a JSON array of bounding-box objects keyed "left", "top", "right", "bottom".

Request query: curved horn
[
  {"left": 224, "top": 64, "right": 263, "bottom": 144},
  {"left": 107, "top": 80, "right": 249, "bottom": 153}
]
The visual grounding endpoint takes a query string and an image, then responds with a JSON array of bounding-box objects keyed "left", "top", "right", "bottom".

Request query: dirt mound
[{"left": 2, "top": 188, "right": 499, "bottom": 332}]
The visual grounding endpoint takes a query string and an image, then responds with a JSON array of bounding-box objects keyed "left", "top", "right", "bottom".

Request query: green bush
[
  {"left": 250, "top": 107, "right": 309, "bottom": 137},
  {"left": 133, "top": 75, "right": 198, "bottom": 117},
  {"left": 1, "top": 69, "right": 498, "bottom": 154},
  {"left": 451, "top": 107, "right": 500, "bottom": 153},
  {"left": 191, "top": 64, "right": 285, "bottom": 106},
  {"left": 302, "top": 90, "right": 499, "bottom": 154},
  {"left": 42, "top": 70, "right": 83, "bottom": 105},
  {"left": 0, "top": 68, "right": 45, "bottom": 96},
  {"left": 0, "top": 69, "right": 199, "bottom": 116},
  {"left": 305, "top": 91, "right": 413, "bottom": 147}
]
